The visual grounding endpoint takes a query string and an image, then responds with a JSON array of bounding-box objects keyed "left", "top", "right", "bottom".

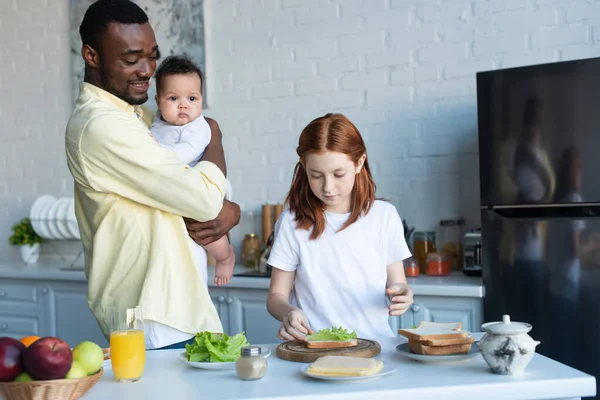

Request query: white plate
[
  {"left": 45, "top": 199, "right": 64, "bottom": 240},
  {"left": 178, "top": 348, "right": 271, "bottom": 370},
  {"left": 54, "top": 198, "right": 72, "bottom": 239},
  {"left": 396, "top": 342, "right": 481, "bottom": 363},
  {"left": 300, "top": 363, "right": 397, "bottom": 382},
  {"left": 30, "top": 195, "right": 54, "bottom": 236}
]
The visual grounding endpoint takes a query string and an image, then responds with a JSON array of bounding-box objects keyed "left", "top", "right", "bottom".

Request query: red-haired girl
[{"left": 266, "top": 113, "right": 413, "bottom": 341}]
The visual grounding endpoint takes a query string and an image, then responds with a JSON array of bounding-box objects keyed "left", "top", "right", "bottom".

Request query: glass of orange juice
[{"left": 109, "top": 306, "right": 145, "bottom": 383}]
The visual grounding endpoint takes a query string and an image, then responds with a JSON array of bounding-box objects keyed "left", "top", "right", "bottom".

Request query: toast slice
[
  {"left": 398, "top": 321, "right": 468, "bottom": 341},
  {"left": 307, "top": 356, "right": 383, "bottom": 377},
  {"left": 408, "top": 341, "right": 472, "bottom": 355},
  {"left": 413, "top": 336, "right": 475, "bottom": 347},
  {"left": 306, "top": 339, "right": 358, "bottom": 349}
]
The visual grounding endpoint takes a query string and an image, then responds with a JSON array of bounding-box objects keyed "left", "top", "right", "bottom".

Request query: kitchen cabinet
[
  {"left": 41, "top": 281, "right": 108, "bottom": 347},
  {"left": 0, "top": 263, "right": 484, "bottom": 349},
  {"left": 0, "top": 279, "right": 107, "bottom": 347},
  {"left": 211, "top": 287, "right": 281, "bottom": 345},
  {"left": 396, "top": 295, "right": 483, "bottom": 332}
]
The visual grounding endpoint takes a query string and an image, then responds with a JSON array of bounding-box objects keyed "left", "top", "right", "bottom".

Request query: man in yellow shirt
[{"left": 65, "top": 0, "right": 239, "bottom": 349}]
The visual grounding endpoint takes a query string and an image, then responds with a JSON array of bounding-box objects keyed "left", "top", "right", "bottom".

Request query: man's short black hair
[
  {"left": 79, "top": 0, "right": 149, "bottom": 50},
  {"left": 155, "top": 55, "right": 204, "bottom": 94}
]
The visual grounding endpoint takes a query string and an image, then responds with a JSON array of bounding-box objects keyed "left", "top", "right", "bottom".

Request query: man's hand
[{"left": 184, "top": 200, "right": 240, "bottom": 246}]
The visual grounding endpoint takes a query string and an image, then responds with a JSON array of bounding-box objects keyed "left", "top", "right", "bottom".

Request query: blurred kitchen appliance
[{"left": 462, "top": 229, "right": 482, "bottom": 276}]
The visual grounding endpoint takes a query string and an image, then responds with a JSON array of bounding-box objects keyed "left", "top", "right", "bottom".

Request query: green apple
[
  {"left": 65, "top": 361, "right": 87, "bottom": 379},
  {"left": 13, "top": 372, "right": 34, "bottom": 382},
  {"left": 72, "top": 341, "right": 104, "bottom": 375}
]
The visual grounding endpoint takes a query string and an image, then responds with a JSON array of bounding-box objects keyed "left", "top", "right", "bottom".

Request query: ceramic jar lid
[{"left": 481, "top": 314, "right": 532, "bottom": 335}]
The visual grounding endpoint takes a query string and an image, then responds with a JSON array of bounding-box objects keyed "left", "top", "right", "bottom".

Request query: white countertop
[
  {"left": 84, "top": 337, "right": 595, "bottom": 400},
  {"left": 0, "top": 260, "right": 484, "bottom": 297}
]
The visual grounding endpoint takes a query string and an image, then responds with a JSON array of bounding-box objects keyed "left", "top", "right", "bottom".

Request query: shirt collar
[{"left": 79, "top": 82, "right": 145, "bottom": 118}]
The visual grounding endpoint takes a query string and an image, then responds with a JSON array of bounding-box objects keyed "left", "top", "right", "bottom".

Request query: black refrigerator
[{"left": 477, "top": 56, "right": 600, "bottom": 397}]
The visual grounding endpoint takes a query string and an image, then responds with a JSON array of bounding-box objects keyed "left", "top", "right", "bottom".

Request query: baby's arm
[
  {"left": 205, "top": 236, "right": 235, "bottom": 285},
  {"left": 153, "top": 126, "right": 209, "bottom": 165}
]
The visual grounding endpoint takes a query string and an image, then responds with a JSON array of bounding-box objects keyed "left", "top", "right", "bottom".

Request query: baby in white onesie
[{"left": 150, "top": 55, "right": 235, "bottom": 286}]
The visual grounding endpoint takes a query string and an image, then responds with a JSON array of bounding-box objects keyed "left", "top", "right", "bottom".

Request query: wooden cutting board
[{"left": 275, "top": 339, "right": 381, "bottom": 363}]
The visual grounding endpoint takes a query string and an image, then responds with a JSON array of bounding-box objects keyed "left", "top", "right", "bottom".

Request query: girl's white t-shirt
[{"left": 267, "top": 200, "right": 411, "bottom": 339}]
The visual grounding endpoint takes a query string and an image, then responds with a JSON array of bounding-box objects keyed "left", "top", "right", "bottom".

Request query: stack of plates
[{"left": 30, "top": 195, "right": 80, "bottom": 240}]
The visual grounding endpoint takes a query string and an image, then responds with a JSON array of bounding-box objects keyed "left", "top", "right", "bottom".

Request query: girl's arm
[
  {"left": 386, "top": 261, "right": 414, "bottom": 316},
  {"left": 267, "top": 268, "right": 313, "bottom": 342},
  {"left": 266, "top": 268, "right": 297, "bottom": 321}
]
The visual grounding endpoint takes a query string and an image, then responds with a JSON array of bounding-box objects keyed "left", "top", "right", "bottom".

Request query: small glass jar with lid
[
  {"left": 438, "top": 219, "right": 465, "bottom": 271},
  {"left": 404, "top": 257, "right": 420, "bottom": 277},
  {"left": 241, "top": 233, "right": 261, "bottom": 269},
  {"left": 412, "top": 231, "right": 436, "bottom": 274},
  {"left": 236, "top": 346, "right": 267, "bottom": 381},
  {"left": 426, "top": 252, "right": 451, "bottom": 276}
]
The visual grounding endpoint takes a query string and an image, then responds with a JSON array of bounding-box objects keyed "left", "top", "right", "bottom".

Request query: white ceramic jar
[{"left": 479, "top": 314, "right": 540, "bottom": 375}]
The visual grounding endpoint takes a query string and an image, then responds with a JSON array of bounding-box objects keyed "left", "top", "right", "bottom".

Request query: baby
[{"left": 150, "top": 55, "right": 235, "bottom": 286}]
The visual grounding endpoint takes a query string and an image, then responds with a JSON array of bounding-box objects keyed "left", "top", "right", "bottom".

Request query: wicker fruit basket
[{"left": 0, "top": 368, "right": 103, "bottom": 400}]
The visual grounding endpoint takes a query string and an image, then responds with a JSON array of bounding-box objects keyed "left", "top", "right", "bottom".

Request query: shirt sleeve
[
  {"left": 268, "top": 213, "right": 300, "bottom": 272},
  {"left": 158, "top": 123, "right": 211, "bottom": 165},
  {"left": 386, "top": 206, "right": 412, "bottom": 265},
  {"left": 78, "top": 111, "right": 226, "bottom": 222}
]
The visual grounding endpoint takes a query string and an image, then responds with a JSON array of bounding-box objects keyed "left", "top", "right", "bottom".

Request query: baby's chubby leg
[{"left": 205, "top": 237, "right": 235, "bottom": 286}]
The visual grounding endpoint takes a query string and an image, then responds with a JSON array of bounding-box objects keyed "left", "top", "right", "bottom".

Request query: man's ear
[{"left": 81, "top": 44, "right": 100, "bottom": 68}]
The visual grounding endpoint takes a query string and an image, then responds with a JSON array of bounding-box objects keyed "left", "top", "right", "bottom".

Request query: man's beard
[{"left": 99, "top": 68, "right": 148, "bottom": 106}]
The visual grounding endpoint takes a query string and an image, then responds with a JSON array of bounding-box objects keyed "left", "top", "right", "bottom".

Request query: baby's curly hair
[{"left": 155, "top": 55, "right": 204, "bottom": 95}]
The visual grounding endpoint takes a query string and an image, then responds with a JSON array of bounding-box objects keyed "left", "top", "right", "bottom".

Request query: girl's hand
[
  {"left": 276, "top": 309, "right": 314, "bottom": 342},
  {"left": 386, "top": 283, "right": 414, "bottom": 316}
]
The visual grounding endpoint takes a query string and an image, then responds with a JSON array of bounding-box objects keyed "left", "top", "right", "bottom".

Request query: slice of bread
[
  {"left": 307, "top": 355, "right": 383, "bottom": 377},
  {"left": 408, "top": 341, "right": 472, "bottom": 355},
  {"left": 306, "top": 339, "right": 358, "bottom": 349},
  {"left": 398, "top": 321, "right": 468, "bottom": 341},
  {"left": 415, "top": 336, "right": 475, "bottom": 347}
]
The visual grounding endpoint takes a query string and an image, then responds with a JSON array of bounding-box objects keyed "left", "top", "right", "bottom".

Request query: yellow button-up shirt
[{"left": 65, "top": 82, "right": 224, "bottom": 338}]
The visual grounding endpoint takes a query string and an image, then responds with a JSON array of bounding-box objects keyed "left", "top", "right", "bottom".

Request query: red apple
[
  {"left": 22, "top": 337, "right": 73, "bottom": 380},
  {"left": 0, "top": 337, "right": 26, "bottom": 382}
]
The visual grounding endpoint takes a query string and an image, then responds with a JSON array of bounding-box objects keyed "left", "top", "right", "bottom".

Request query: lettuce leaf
[
  {"left": 185, "top": 331, "right": 250, "bottom": 363},
  {"left": 306, "top": 326, "right": 357, "bottom": 342}
]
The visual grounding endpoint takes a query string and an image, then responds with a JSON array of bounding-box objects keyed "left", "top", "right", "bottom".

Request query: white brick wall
[{"left": 2, "top": 0, "right": 600, "bottom": 260}]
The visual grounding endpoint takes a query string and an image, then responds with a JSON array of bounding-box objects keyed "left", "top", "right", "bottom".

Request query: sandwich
[
  {"left": 305, "top": 326, "right": 358, "bottom": 349},
  {"left": 398, "top": 321, "right": 473, "bottom": 356},
  {"left": 306, "top": 356, "right": 383, "bottom": 377}
]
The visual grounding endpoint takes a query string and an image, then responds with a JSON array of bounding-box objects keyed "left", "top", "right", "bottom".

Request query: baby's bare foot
[{"left": 214, "top": 245, "right": 235, "bottom": 286}]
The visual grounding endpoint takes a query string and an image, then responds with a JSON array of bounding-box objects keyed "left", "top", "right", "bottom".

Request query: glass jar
[
  {"left": 426, "top": 252, "right": 451, "bottom": 276},
  {"left": 236, "top": 346, "right": 267, "bottom": 381},
  {"left": 241, "top": 233, "right": 261, "bottom": 269},
  {"left": 404, "top": 257, "right": 420, "bottom": 277},
  {"left": 438, "top": 219, "right": 465, "bottom": 271},
  {"left": 412, "top": 231, "right": 436, "bottom": 274}
]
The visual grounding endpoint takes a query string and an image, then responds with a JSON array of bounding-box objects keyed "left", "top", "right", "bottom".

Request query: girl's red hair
[{"left": 285, "top": 113, "right": 376, "bottom": 240}]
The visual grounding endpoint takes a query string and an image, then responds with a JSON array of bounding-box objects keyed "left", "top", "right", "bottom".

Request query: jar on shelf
[
  {"left": 426, "top": 252, "right": 451, "bottom": 276},
  {"left": 404, "top": 257, "right": 420, "bottom": 277},
  {"left": 438, "top": 219, "right": 465, "bottom": 271},
  {"left": 412, "top": 231, "right": 436, "bottom": 274},
  {"left": 236, "top": 346, "right": 267, "bottom": 381},
  {"left": 241, "top": 233, "right": 261, "bottom": 269}
]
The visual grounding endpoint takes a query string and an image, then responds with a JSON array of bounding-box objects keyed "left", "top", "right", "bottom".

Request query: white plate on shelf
[
  {"left": 396, "top": 342, "right": 481, "bottom": 363},
  {"left": 300, "top": 364, "right": 397, "bottom": 382},
  {"left": 178, "top": 348, "right": 271, "bottom": 370},
  {"left": 45, "top": 199, "right": 64, "bottom": 240},
  {"left": 30, "top": 195, "right": 54, "bottom": 236},
  {"left": 56, "top": 198, "right": 73, "bottom": 239}
]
